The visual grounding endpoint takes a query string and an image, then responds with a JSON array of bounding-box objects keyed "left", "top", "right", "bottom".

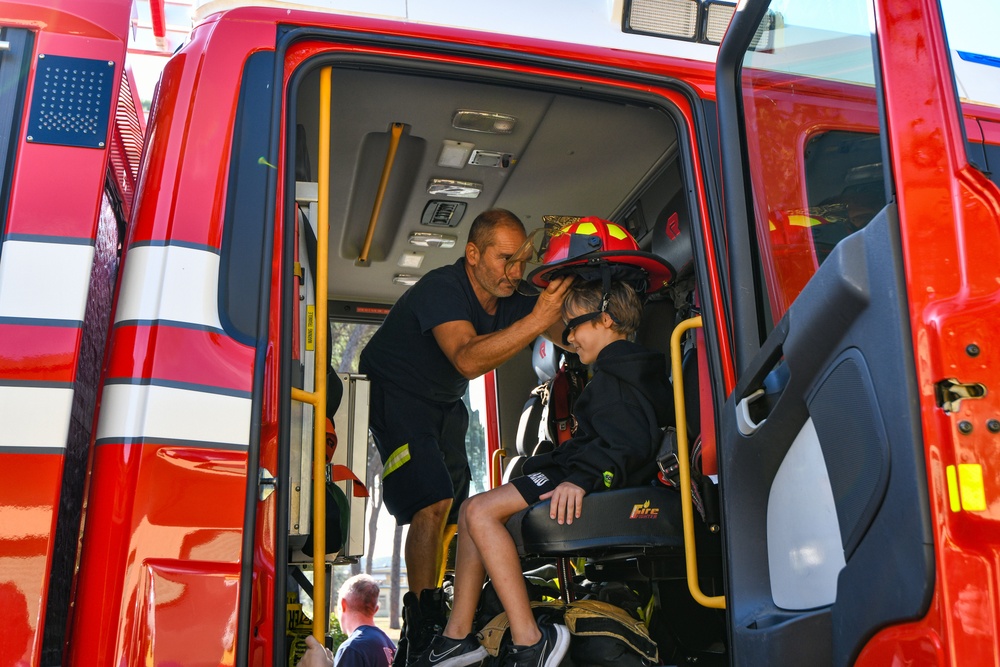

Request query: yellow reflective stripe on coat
[{"left": 382, "top": 443, "right": 411, "bottom": 479}]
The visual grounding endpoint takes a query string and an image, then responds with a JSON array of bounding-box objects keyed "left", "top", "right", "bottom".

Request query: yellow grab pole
[
  {"left": 311, "top": 65, "right": 332, "bottom": 638},
  {"left": 670, "top": 316, "right": 725, "bottom": 609},
  {"left": 490, "top": 447, "right": 506, "bottom": 489},
  {"left": 358, "top": 122, "right": 403, "bottom": 265},
  {"left": 291, "top": 387, "right": 317, "bottom": 406}
]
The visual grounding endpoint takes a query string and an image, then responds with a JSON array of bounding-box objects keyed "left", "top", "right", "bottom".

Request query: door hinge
[
  {"left": 935, "top": 378, "right": 987, "bottom": 414},
  {"left": 259, "top": 467, "right": 277, "bottom": 501}
]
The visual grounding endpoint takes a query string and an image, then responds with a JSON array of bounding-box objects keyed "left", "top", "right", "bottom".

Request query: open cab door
[{"left": 715, "top": 0, "right": 1000, "bottom": 663}]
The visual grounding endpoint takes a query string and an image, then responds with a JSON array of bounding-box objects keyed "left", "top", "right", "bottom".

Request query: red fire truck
[{"left": 1, "top": 0, "right": 999, "bottom": 665}]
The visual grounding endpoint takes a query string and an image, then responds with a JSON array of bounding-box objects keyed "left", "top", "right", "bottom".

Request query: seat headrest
[{"left": 532, "top": 337, "right": 559, "bottom": 384}]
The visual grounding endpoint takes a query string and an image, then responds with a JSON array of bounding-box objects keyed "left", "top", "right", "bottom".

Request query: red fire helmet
[{"left": 525, "top": 217, "right": 674, "bottom": 293}]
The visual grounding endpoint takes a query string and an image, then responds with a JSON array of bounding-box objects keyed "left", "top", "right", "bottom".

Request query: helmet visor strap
[
  {"left": 561, "top": 298, "right": 620, "bottom": 345},
  {"left": 562, "top": 310, "right": 602, "bottom": 345}
]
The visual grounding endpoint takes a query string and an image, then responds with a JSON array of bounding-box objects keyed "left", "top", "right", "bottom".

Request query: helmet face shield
[
  {"left": 505, "top": 227, "right": 544, "bottom": 295},
  {"left": 505, "top": 218, "right": 578, "bottom": 296}
]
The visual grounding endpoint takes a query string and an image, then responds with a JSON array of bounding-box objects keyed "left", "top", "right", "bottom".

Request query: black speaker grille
[{"left": 809, "top": 352, "right": 890, "bottom": 558}]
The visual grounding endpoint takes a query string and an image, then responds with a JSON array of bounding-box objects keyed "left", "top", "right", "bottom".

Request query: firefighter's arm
[{"left": 433, "top": 276, "right": 573, "bottom": 379}]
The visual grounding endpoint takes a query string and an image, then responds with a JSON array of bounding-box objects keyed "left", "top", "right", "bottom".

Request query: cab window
[{"left": 738, "top": 0, "right": 891, "bottom": 316}]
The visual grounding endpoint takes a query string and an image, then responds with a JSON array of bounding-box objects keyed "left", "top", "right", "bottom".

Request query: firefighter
[{"left": 358, "top": 209, "right": 573, "bottom": 666}]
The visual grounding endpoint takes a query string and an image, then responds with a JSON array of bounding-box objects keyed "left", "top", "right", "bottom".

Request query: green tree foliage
[
  {"left": 328, "top": 614, "right": 350, "bottom": 653},
  {"left": 330, "top": 321, "right": 378, "bottom": 373},
  {"left": 464, "top": 388, "right": 488, "bottom": 495}
]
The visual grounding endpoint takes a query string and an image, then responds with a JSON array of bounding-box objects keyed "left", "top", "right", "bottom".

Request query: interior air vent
[{"left": 421, "top": 201, "right": 467, "bottom": 228}]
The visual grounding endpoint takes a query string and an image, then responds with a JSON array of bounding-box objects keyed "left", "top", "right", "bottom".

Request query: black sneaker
[
  {"left": 502, "top": 624, "right": 570, "bottom": 667},
  {"left": 411, "top": 634, "right": 488, "bottom": 667}
]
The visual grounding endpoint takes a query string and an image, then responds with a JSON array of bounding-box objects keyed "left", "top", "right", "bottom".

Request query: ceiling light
[
  {"left": 398, "top": 252, "right": 425, "bottom": 269},
  {"left": 452, "top": 110, "right": 517, "bottom": 134},
  {"left": 392, "top": 274, "right": 420, "bottom": 287},
  {"left": 409, "top": 232, "right": 457, "bottom": 248},
  {"left": 427, "top": 178, "right": 482, "bottom": 198},
  {"left": 437, "top": 140, "right": 475, "bottom": 168}
]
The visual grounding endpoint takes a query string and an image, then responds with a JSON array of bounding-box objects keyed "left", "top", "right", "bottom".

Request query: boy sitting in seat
[{"left": 412, "top": 278, "right": 673, "bottom": 667}]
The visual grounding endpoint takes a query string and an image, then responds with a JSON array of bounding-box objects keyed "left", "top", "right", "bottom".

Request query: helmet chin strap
[{"left": 600, "top": 262, "right": 615, "bottom": 318}]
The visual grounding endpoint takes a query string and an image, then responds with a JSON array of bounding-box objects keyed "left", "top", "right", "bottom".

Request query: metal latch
[
  {"left": 935, "top": 378, "right": 987, "bottom": 413},
  {"left": 259, "top": 467, "right": 276, "bottom": 501}
]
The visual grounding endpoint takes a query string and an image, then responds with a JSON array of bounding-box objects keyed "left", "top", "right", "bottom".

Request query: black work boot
[
  {"left": 393, "top": 592, "right": 418, "bottom": 667},
  {"left": 400, "top": 588, "right": 449, "bottom": 666}
]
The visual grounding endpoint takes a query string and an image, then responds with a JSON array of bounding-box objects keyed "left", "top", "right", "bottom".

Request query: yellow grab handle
[{"left": 670, "top": 316, "right": 725, "bottom": 609}]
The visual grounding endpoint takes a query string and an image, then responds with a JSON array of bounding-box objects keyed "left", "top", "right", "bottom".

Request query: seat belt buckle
[
  {"left": 656, "top": 426, "right": 681, "bottom": 487},
  {"left": 657, "top": 453, "right": 680, "bottom": 487}
]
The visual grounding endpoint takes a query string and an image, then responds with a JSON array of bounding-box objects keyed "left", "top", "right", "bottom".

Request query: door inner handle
[{"left": 736, "top": 387, "right": 767, "bottom": 436}]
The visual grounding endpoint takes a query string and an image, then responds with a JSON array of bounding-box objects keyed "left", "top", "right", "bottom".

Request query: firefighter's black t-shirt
[{"left": 359, "top": 259, "right": 535, "bottom": 405}]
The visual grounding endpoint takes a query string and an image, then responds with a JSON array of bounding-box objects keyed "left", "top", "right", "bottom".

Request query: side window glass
[
  {"left": 738, "top": 0, "right": 891, "bottom": 318},
  {"left": 0, "top": 27, "right": 33, "bottom": 244},
  {"left": 464, "top": 380, "right": 491, "bottom": 496},
  {"left": 800, "top": 130, "right": 885, "bottom": 264}
]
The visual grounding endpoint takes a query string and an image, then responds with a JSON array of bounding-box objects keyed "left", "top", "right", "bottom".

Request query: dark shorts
[
  {"left": 368, "top": 379, "right": 470, "bottom": 525},
  {"left": 510, "top": 466, "right": 568, "bottom": 505}
]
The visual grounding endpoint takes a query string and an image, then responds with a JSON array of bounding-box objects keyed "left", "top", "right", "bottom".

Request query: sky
[{"left": 940, "top": 0, "right": 997, "bottom": 58}]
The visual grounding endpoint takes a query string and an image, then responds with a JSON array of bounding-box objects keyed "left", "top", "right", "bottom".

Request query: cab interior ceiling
[{"left": 294, "top": 66, "right": 684, "bottom": 305}]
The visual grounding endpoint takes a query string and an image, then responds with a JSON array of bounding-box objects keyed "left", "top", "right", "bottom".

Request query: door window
[{"left": 738, "top": 0, "right": 890, "bottom": 316}]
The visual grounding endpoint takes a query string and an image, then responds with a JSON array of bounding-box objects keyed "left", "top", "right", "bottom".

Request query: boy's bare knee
[
  {"left": 463, "top": 492, "right": 509, "bottom": 530},
  {"left": 456, "top": 499, "right": 472, "bottom": 529},
  {"left": 461, "top": 493, "right": 486, "bottom": 525}
]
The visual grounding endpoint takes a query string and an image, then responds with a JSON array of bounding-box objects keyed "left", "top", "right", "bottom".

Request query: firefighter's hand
[
  {"left": 533, "top": 275, "right": 574, "bottom": 327},
  {"left": 540, "top": 481, "right": 585, "bottom": 525},
  {"left": 297, "top": 635, "right": 334, "bottom": 667}
]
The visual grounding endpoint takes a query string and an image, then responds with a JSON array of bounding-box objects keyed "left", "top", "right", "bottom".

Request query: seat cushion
[{"left": 507, "top": 485, "right": 685, "bottom": 556}]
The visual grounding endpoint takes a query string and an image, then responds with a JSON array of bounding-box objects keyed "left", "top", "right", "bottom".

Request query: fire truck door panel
[
  {"left": 719, "top": 208, "right": 932, "bottom": 666},
  {"left": 716, "top": 0, "right": 932, "bottom": 661}
]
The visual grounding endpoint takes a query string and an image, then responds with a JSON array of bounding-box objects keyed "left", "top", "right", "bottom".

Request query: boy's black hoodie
[{"left": 522, "top": 339, "right": 674, "bottom": 493}]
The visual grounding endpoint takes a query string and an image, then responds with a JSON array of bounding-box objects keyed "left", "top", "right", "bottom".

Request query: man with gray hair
[
  {"left": 297, "top": 574, "right": 396, "bottom": 667},
  {"left": 333, "top": 574, "right": 396, "bottom": 667}
]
